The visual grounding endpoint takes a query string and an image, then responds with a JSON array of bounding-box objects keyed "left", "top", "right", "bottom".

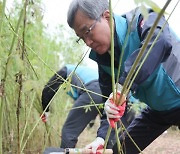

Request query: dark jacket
[
  {"left": 89, "top": 8, "right": 180, "bottom": 139},
  {"left": 41, "top": 64, "right": 99, "bottom": 111}
]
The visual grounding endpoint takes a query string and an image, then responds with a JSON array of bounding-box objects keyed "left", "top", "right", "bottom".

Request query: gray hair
[{"left": 67, "top": 0, "right": 109, "bottom": 28}]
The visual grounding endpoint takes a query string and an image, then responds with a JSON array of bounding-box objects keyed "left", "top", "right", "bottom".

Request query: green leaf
[
  {"left": 135, "top": 0, "right": 166, "bottom": 15},
  {"left": 144, "top": 0, "right": 162, "bottom": 13},
  {"left": 140, "top": 4, "right": 149, "bottom": 21},
  {"left": 84, "top": 105, "right": 91, "bottom": 113}
]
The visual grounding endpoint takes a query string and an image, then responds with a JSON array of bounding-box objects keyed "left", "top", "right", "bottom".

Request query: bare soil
[
  {"left": 143, "top": 128, "right": 180, "bottom": 154},
  {"left": 77, "top": 118, "right": 180, "bottom": 154}
]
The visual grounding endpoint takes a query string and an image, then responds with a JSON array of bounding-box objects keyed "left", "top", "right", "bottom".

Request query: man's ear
[{"left": 102, "top": 10, "right": 110, "bottom": 21}]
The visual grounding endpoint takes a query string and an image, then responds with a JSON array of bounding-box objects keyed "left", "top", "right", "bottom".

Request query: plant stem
[{"left": 117, "top": 0, "right": 172, "bottom": 106}]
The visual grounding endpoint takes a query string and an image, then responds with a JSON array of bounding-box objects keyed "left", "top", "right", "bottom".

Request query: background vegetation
[
  {"left": 0, "top": 0, "right": 86, "bottom": 153},
  {"left": 0, "top": 0, "right": 179, "bottom": 154}
]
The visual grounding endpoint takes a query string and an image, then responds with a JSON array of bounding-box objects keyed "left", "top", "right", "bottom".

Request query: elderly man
[{"left": 67, "top": 0, "right": 180, "bottom": 153}]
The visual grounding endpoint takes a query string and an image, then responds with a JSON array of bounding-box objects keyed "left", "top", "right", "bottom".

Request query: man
[
  {"left": 41, "top": 64, "right": 137, "bottom": 149},
  {"left": 67, "top": 0, "right": 180, "bottom": 153},
  {"left": 41, "top": 64, "right": 103, "bottom": 148}
]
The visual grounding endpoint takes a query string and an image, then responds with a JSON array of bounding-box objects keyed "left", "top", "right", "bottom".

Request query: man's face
[{"left": 73, "top": 10, "right": 111, "bottom": 55}]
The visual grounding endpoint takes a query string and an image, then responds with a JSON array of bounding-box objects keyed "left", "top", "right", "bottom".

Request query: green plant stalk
[
  {"left": 17, "top": 1, "right": 28, "bottom": 153},
  {"left": 104, "top": 0, "right": 123, "bottom": 153},
  {"left": 20, "top": 79, "right": 66, "bottom": 153},
  {"left": 2, "top": 88, "right": 14, "bottom": 151},
  {"left": 18, "top": 39, "right": 39, "bottom": 79},
  {"left": 1, "top": 8, "right": 25, "bottom": 152},
  {"left": 20, "top": 92, "right": 36, "bottom": 150},
  {"left": 116, "top": 8, "right": 138, "bottom": 105},
  {"left": 109, "top": 0, "right": 115, "bottom": 97},
  {"left": 127, "top": 0, "right": 180, "bottom": 93},
  {"left": 121, "top": 123, "right": 143, "bottom": 153},
  {"left": 116, "top": 8, "right": 138, "bottom": 85},
  {"left": 34, "top": 94, "right": 52, "bottom": 150},
  {"left": 103, "top": 126, "right": 112, "bottom": 154},
  {"left": 38, "top": 65, "right": 104, "bottom": 149},
  {"left": 104, "top": 0, "right": 116, "bottom": 152},
  {"left": 75, "top": 74, "right": 103, "bottom": 117},
  {"left": 3, "top": 6, "right": 24, "bottom": 80},
  {"left": 17, "top": 73, "right": 23, "bottom": 154},
  {"left": 117, "top": 0, "right": 172, "bottom": 106},
  {"left": 69, "top": 103, "right": 104, "bottom": 110},
  {"left": 0, "top": 1, "right": 8, "bottom": 152},
  {"left": 115, "top": 0, "right": 172, "bottom": 152},
  {"left": 128, "top": 21, "right": 167, "bottom": 93},
  {"left": 43, "top": 122, "right": 52, "bottom": 149},
  {"left": 4, "top": 13, "right": 39, "bottom": 79},
  {"left": 105, "top": 0, "right": 172, "bottom": 153},
  {"left": 113, "top": 6, "right": 139, "bottom": 154},
  {"left": 42, "top": 47, "right": 103, "bottom": 116},
  {"left": 117, "top": 120, "right": 126, "bottom": 154},
  {"left": 65, "top": 54, "right": 103, "bottom": 116},
  {"left": 115, "top": 123, "right": 121, "bottom": 153},
  {"left": 0, "top": 98, "right": 4, "bottom": 154},
  {"left": 1, "top": 4, "right": 23, "bottom": 93},
  {"left": 0, "top": 0, "right": 6, "bottom": 34}
]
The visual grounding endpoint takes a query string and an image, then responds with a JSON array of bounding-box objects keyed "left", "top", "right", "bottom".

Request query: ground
[
  {"left": 77, "top": 118, "right": 180, "bottom": 154},
  {"left": 143, "top": 128, "right": 180, "bottom": 154}
]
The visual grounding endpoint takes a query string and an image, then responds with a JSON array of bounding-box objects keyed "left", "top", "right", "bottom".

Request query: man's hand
[
  {"left": 41, "top": 112, "right": 49, "bottom": 123},
  {"left": 104, "top": 84, "right": 126, "bottom": 128},
  {"left": 85, "top": 137, "right": 105, "bottom": 154}
]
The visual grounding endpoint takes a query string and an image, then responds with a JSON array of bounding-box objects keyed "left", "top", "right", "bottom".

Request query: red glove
[
  {"left": 89, "top": 145, "right": 104, "bottom": 154},
  {"left": 85, "top": 137, "right": 105, "bottom": 154},
  {"left": 105, "top": 92, "right": 126, "bottom": 128},
  {"left": 96, "top": 145, "right": 104, "bottom": 154},
  {"left": 40, "top": 112, "right": 49, "bottom": 123}
]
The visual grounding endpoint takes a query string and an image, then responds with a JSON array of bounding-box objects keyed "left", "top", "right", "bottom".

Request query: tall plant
[{"left": 0, "top": 0, "right": 84, "bottom": 153}]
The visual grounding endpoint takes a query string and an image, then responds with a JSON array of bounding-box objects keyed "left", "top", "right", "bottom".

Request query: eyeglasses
[{"left": 76, "top": 19, "right": 99, "bottom": 44}]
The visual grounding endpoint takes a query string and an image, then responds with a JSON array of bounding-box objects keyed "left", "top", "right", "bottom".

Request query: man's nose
[{"left": 84, "top": 37, "right": 93, "bottom": 47}]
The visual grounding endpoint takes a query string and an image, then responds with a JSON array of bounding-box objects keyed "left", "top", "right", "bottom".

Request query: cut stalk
[{"left": 104, "top": 0, "right": 122, "bottom": 153}]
